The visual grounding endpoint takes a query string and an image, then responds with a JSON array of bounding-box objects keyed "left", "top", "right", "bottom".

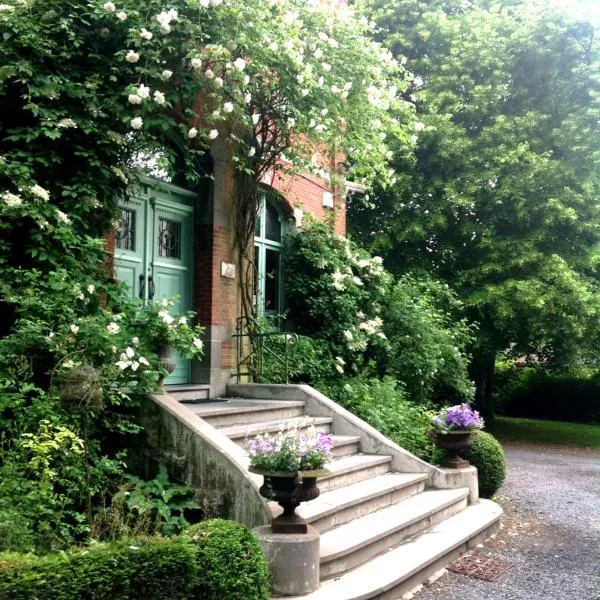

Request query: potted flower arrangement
[
  {"left": 430, "top": 403, "right": 484, "bottom": 469},
  {"left": 134, "top": 299, "right": 204, "bottom": 383},
  {"left": 247, "top": 425, "right": 333, "bottom": 533}
]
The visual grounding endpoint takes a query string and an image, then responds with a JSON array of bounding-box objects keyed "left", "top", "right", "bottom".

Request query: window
[{"left": 254, "top": 191, "right": 286, "bottom": 314}]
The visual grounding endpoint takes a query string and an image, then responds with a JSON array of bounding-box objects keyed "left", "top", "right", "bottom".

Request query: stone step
[
  {"left": 165, "top": 384, "right": 211, "bottom": 403},
  {"left": 271, "top": 472, "right": 429, "bottom": 534},
  {"left": 319, "top": 488, "right": 469, "bottom": 580},
  {"left": 329, "top": 435, "right": 361, "bottom": 458},
  {"left": 280, "top": 499, "right": 503, "bottom": 600},
  {"left": 220, "top": 415, "right": 333, "bottom": 443},
  {"left": 317, "top": 455, "right": 392, "bottom": 493},
  {"left": 187, "top": 399, "right": 306, "bottom": 428}
]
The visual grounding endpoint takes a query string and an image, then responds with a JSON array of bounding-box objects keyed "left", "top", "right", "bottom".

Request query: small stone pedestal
[
  {"left": 432, "top": 465, "right": 479, "bottom": 504},
  {"left": 253, "top": 525, "right": 320, "bottom": 596}
]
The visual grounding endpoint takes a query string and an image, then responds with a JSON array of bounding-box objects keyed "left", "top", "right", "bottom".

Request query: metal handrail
[{"left": 232, "top": 316, "right": 299, "bottom": 383}]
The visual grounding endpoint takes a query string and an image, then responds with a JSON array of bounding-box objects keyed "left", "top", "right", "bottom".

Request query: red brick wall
[{"left": 266, "top": 168, "right": 346, "bottom": 237}]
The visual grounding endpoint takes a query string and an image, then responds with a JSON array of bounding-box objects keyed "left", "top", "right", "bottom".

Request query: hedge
[
  {"left": 0, "top": 520, "right": 269, "bottom": 600},
  {"left": 499, "top": 368, "right": 600, "bottom": 423}
]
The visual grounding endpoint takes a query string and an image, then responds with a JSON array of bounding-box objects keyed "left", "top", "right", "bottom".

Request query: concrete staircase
[{"left": 164, "top": 386, "right": 502, "bottom": 600}]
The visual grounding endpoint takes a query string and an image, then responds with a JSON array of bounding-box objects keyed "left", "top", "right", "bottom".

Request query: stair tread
[
  {"left": 320, "top": 454, "right": 392, "bottom": 479},
  {"left": 185, "top": 399, "right": 305, "bottom": 417},
  {"left": 219, "top": 416, "right": 333, "bottom": 439},
  {"left": 329, "top": 434, "right": 361, "bottom": 446},
  {"left": 270, "top": 472, "right": 428, "bottom": 521},
  {"left": 165, "top": 384, "right": 211, "bottom": 392},
  {"left": 281, "top": 499, "right": 503, "bottom": 600},
  {"left": 320, "top": 488, "right": 469, "bottom": 562}
]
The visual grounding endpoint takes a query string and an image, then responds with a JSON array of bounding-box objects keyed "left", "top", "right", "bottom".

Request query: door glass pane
[
  {"left": 158, "top": 218, "right": 181, "bottom": 259},
  {"left": 265, "top": 201, "right": 281, "bottom": 242},
  {"left": 116, "top": 208, "right": 135, "bottom": 251},
  {"left": 265, "top": 249, "right": 281, "bottom": 312}
]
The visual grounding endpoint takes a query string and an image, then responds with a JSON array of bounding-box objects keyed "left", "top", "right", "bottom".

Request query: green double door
[{"left": 115, "top": 179, "right": 195, "bottom": 384}]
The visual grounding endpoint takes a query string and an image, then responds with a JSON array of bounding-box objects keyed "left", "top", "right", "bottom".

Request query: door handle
[
  {"left": 148, "top": 275, "right": 155, "bottom": 300},
  {"left": 139, "top": 274, "right": 145, "bottom": 299}
]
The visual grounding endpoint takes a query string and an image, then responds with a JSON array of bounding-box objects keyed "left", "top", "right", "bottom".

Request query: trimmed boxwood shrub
[
  {"left": 186, "top": 519, "right": 270, "bottom": 600},
  {"left": 0, "top": 520, "right": 269, "bottom": 600},
  {"left": 462, "top": 431, "right": 506, "bottom": 498},
  {"left": 0, "top": 538, "right": 198, "bottom": 600}
]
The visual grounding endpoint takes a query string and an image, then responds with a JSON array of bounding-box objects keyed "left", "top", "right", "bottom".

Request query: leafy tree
[{"left": 352, "top": 0, "right": 600, "bottom": 418}]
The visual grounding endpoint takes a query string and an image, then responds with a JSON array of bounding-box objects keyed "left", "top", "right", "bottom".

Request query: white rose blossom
[
  {"left": 191, "top": 57, "right": 202, "bottom": 70},
  {"left": 208, "top": 129, "right": 219, "bottom": 140},
  {"left": 131, "top": 117, "right": 143, "bottom": 129},
  {"left": 2, "top": 192, "right": 22, "bottom": 206},
  {"left": 30, "top": 184, "right": 50, "bottom": 201},
  {"left": 116, "top": 11, "right": 127, "bottom": 21},
  {"left": 136, "top": 84, "right": 150, "bottom": 99},
  {"left": 128, "top": 93, "right": 142, "bottom": 104},
  {"left": 188, "top": 127, "right": 198, "bottom": 139},
  {"left": 70, "top": 324, "right": 79, "bottom": 334},
  {"left": 223, "top": 102, "right": 234, "bottom": 113},
  {"left": 103, "top": 1, "right": 115, "bottom": 12},
  {"left": 162, "top": 69, "right": 173, "bottom": 80},
  {"left": 57, "top": 210, "right": 71, "bottom": 224},
  {"left": 107, "top": 322, "right": 120, "bottom": 334},
  {"left": 125, "top": 50, "right": 139, "bottom": 63},
  {"left": 233, "top": 57, "right": 246, "bottom": 71},
  {"left": 153, "top": 90, "right": 166, "bottom": 105},
  {"left": 140, "top": 28, "right": 153, "bottom": 40}
]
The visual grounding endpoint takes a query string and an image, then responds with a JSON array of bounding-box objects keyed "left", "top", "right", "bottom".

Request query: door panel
[
  {"left": 115, "top": 180, "right": 195, "bottom": 385},
  {"left": 114, "top": 197, "right": 147, "bottom": 301},
  {"left": 151, "top": 196, "right": 194, "bottom": 384}
]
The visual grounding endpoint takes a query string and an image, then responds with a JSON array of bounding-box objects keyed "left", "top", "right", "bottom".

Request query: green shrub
[
  {"left": 382, "top": 275, "right": 475, "bottom": 405},
  {"left": 186, "top": 519, "right": 270, "bottom": 600},
  {"left": 282, "top": 221, "right": 475, "bottom": 404},
  {"left": 322, "top": 377, "right": 443, "bottom": 464},
  {"left": 0, "top": 538, "right": 198, "bottom": 600},
  {"left": 0, "top": 520, "right": 270, "bottom": 600},
  {"left": 462, "top": 431, "right": 506, "bottom": 498}
]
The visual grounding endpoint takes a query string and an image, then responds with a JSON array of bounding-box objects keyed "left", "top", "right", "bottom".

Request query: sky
[{"left": 552, "top": 0, "right": 600, "bottom": 24}]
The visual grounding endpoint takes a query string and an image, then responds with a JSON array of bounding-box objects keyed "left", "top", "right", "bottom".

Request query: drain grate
[{"left": 448, "top": 553, "right": 514, "bottom": 582}]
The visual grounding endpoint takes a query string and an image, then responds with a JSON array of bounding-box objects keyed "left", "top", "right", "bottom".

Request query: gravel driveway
[{"left": 416, "top": 442, "right": 600, "bottom": 600}]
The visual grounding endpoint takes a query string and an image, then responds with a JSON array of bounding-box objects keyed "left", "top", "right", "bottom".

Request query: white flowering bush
[
  {"left": 282, "top": 220, "right": 475, "bottom": 405},
  {"left": 284, "top": 219, "right": 392, "bottom": 377},
  {"left": 132, "top": 299, "right": 204, "bottom": 359}
]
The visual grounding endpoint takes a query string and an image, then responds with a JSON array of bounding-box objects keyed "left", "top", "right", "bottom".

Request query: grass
[{"left": 491, "top": 416, "right": 600, "bottom": 448}]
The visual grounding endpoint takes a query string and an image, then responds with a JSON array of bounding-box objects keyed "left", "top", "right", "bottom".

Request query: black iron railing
[{"left": 232, "top": 316, "right": 298, "bottom": 383}]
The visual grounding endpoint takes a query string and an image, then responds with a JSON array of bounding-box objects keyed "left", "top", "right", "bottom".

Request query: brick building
[{"left": 111, "top": 136, "right": 345, "bottom": 396}]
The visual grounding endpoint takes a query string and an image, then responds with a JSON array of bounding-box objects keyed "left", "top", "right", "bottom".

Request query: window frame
[{"left": 254, "top": 190, "right": 286, "bottom": 316}]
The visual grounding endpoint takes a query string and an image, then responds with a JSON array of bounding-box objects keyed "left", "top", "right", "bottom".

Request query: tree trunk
[{"left": 470, "top": 348, "right": 496, "bottom": 425}]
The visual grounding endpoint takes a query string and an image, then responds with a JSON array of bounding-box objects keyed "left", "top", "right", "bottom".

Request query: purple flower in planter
[
  {"left": 247, "top": 424, "right": 333, "bottom": 472},
  {"left": 431, "top": 403, "right": 484, "bottom": 434}
]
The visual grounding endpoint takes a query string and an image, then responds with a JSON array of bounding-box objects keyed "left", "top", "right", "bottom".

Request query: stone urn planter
[
  {"left": 157, "top": 343, "right": 176, "bottom": 384},
  {"left": 250, "top": 468, "right": 330, "bottom": 534},
  {"left": 430, "top": 430, "right": 477, "bottom": 469}
]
